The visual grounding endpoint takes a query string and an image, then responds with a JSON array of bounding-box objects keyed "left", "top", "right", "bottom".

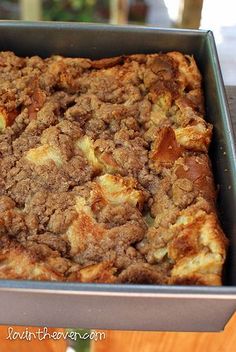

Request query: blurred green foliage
[
  {"left": 67, "top": 328, "right": 91, "bottom": 352},
  {"left": 43, "top": 0, "right": 96, "bottom": 22}
]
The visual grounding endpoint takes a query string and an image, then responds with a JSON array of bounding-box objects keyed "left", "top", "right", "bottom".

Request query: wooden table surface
[{"left": 0, "top": 87, "right": 235, "bottom": 352}]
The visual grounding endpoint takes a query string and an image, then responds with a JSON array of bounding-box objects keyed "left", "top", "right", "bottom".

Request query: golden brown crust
[
  {"left": 0, "top": 243, "right": 64, "bottom": 281},
  {"left": 174, "top": 154, "right": 216, "bottom": 204},
  {"left": 150, "top": 126, "right": 184, "bottom": 170},
  {"left": 0, "top": 106, "right": 18, "bottom": 130},
  {"left": 0, "top": 50, "right": 227, "bottom": 285}
]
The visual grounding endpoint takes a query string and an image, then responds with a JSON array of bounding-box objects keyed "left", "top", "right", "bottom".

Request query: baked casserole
[{"left": 0, "top": 51, "right": 228, "bottom": 285}]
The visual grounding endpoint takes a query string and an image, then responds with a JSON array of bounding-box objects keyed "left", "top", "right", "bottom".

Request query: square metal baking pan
[{"left": 0, "top": 21, "right": 235, "bottom": 332}]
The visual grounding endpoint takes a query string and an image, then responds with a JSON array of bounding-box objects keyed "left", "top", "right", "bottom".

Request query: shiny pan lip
[
  {"left": 0, "top": 21, "right": 235, "bottom": 331},
  {"left": 1, "top": 280, "right": 236, "bottom": 298}
]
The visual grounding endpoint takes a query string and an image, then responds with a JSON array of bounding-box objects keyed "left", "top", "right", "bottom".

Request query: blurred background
[{"left": 0, "top": 0, "right": 235, "bottom": 84}]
